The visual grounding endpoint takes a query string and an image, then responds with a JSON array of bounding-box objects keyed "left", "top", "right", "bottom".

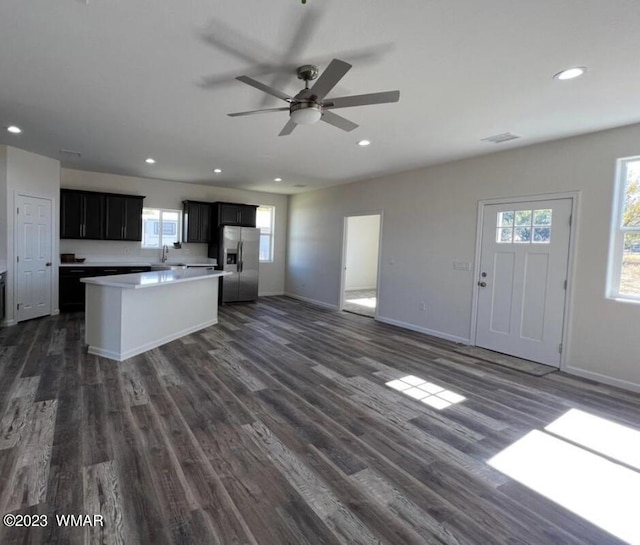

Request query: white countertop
[{"left": 81, "top": 268, "right": 230, "bottom": 289}]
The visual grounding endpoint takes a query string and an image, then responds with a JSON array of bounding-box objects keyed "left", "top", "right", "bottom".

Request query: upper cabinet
[
  {"left": 182, "top": 201, "right": 211, "bottom": 243},
  {"left": 104, "top": 194, "right": 144, "bottom": 241},
  {"left": 61, "top": 189, "right": 144, "bottom": 241},
  {"left": 212, "top": 202, "right": 257, "bottom": 228},
  {"left": 60, "top": 190, "right": 104, "bottom": 239}
]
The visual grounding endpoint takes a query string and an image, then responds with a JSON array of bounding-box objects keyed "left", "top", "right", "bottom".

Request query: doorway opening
[{"left": 340, "top": 213, "right": 382, "bottom": 318}]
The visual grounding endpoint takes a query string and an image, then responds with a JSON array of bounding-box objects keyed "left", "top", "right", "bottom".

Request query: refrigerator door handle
[{"left": 239, "top": 241, "right": 243, "bottom": 273}]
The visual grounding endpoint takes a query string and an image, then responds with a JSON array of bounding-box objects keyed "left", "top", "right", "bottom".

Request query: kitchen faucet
[{"left": 161, "top": 244, "right": 169, "bottom": 263}]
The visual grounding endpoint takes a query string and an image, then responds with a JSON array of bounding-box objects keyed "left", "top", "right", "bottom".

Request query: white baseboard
[
  {"left": 88, "top": 318, "right": 219, "bottom": 362},
  {"left": 564, "top": 365, "right": 640, "bottom": 394},
  {"left": 284, "top": 292, "right": 339, "bottom": 311},
  {"left": 258, "top": 291, "right": 285, "bottom": 297},
  {"left": 376, "top": 316, "right": 471, "bottom": 345}
]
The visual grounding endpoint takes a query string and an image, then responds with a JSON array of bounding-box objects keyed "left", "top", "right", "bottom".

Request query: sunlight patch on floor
[
  {"left": 346, "top": 297, "right": 377, "bottom": 308},
  {"left": 385, "top": 375, "right": 466, "bottom": 410},
  {"left": 489, "top": 411, "right": 640, "bottom": 545},
  {"left": 545, "top": 408, "right": 640, "bottom": 471}
]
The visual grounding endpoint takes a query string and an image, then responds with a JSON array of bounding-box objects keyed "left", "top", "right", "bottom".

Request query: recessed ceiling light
[
  {"left": 553, "top": 67, "right": 587, "bottom": 81},
  {"left": 145, "top": 158, "right": 156, "bottom": 164},
  {"left": 213, "top": 168, "right": 222, "bottom": 174},
  {"left": 274, "top": 177, "right": 282, "bottom": 182},
  {"left": 7, "top": 125, "right": 22, "bottom": 134},
  {"left": 357, "top": 139, "right": 371, "bottom": 146}
]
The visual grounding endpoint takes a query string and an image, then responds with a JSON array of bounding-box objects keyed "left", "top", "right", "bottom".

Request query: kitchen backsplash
[{"left": 59, "top": 239, "right": 212, "bottom": 264}]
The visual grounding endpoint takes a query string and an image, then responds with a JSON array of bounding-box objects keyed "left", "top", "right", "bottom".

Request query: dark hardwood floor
[{"left": 0, "top": 296, "right": 638, "bottom": 544}]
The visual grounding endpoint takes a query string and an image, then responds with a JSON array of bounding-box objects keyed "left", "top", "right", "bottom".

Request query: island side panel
[
  {"left": 119, "top": 277, "right": 220, "bottom": 360},
  {"left": 85, "top": 284, "right": 124, "bottom": 360}
]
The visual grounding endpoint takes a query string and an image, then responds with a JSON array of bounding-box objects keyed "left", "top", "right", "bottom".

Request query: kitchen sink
[{"left": 149, "top": 263, "right": 187, "bottom": 271}]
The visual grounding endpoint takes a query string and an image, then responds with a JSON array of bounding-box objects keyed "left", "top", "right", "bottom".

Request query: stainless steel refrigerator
[{"left": 221, "top": 226, "right": 259, "bottom": 302}]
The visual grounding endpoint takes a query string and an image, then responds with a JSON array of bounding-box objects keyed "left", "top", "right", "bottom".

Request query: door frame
[
  {"left": 339, "top": 210, "right": 384, "bottom": 318},
  {"left": 470, "top": 191, "right": 580, "bottom": 371},
  {"left": 13, "top": 191, "right": 56, "bottom": 322}
]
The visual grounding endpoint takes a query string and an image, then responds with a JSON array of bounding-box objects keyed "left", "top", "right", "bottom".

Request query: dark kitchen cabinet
[
  {"left": 104, "top": 195, "right": 144, "bottom": 241},
  {"left": 59, "top": 265, "right": 151, "bottom": 311},
  {"left": 212, "top": 202, "right": 257, "bottom": 227},
  {"left": 60, "top": 189, "right": 104, "bottom": 239},
  {"left": 182, "top": 200, "right": 211, "bottom": 243}
]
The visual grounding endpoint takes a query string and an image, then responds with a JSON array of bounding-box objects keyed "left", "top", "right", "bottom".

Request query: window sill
[{"left": 608, "top": 296, "right": 640, "bottom": 305}]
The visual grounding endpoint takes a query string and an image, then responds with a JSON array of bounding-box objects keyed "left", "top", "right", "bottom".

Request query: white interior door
[
  {"left": 16, "top": 194, "right": 52, "bottom": 322},
  {"left": 475, "top": 198, "right": 572, "bottom": 366}
]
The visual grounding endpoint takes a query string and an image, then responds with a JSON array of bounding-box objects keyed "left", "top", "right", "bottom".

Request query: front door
[
  {"left": 16, "top": 194, "right": 53, "bottom": 322},
  {"left": 475, "top": 198, "right": 572, "bottom": 367}
]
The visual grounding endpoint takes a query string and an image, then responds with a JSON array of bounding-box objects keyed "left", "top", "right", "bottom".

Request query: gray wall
[{"left": 286, "top": 123, "right": 640, "bottom": 392}]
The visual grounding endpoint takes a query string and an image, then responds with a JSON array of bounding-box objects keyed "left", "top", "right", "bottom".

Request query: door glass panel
[
  {"left": 533, "top": 209, "right": 552, "bottom": 225},
  {"left": 515, "top": 210, "right": 532, "bottom": 226},
  {"left": 498, "top": 209, "right": 553, "bottom": 244},
  {"left": 497, "top": 227, "right": 513, "bottom": 243},
  {"left": 514, "top": 227, "right": 531, "bottom": 243},
  {"left": 533, "top": 227, "right": 551, "bottom": 243},
  {"left": 498, "top": 211, "right": 514, "bottom": 227}
]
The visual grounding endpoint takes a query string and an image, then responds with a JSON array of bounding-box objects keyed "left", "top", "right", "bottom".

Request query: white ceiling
[{"left": 1, "top": 0, "right": 640, "bottom": 195}]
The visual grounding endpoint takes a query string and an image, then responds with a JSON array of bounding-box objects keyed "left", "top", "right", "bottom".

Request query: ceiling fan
[{"left": 228, "top": 58, "right": 400, "bottom": 136}]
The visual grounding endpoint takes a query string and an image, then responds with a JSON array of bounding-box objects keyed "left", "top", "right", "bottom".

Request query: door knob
[
  {"left": 45, "top": 262, "right": 52, "bottom": 267},
  {"left": 478, "top": 281, "right": 487, "bottom": 287}
]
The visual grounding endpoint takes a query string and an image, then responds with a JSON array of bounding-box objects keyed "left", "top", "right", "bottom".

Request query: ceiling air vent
[
  {"left": 481, "top": 132, "right": 520, "bottom": 144},
  {"left": 59, "top": 149, "right": 82, "bottom": 159},
  {"left": 293, "top": 184, "right": 307, "bottom": 188}
]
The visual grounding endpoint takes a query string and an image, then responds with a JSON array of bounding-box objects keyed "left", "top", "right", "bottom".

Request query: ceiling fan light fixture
[{"left": 290, "top": 104, "right": 322, "bottom": 125}]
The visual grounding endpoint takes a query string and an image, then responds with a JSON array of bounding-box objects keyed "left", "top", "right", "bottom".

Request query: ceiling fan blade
[
  {"left": 237, "top": 76, "right": 293, "bottom": 103},
  {"left": 279, "top": 118, "right": 297, "bottom": 136},
  {"left": 310, "top": 59, "right": 352, "bottom": 101},
  {"left": 259, "top": 8, "right": 322, "bottom": 107},
  {"left": 228, "top": 107, "right": 289, "bottom": 117},
  {"left": 320, "top": 110, "right": 358, "bottom": 132},
  {"left": 324, "top": 90, "right": 400, "bottom": 110}
]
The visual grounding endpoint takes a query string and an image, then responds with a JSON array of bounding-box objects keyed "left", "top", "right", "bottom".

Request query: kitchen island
[{"left": 81, "top": 268, "right": 230, "bottom": 361}]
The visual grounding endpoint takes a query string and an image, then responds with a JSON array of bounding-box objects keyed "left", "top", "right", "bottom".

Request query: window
[
  {"left": 142, "top": 208, "right": 181, "bottom": 248},
  {"left": 496, "top": 209, "right": 552, "bottom": 244},
  {"left": 609, "top": 157, "right": 640, "bottom": 300},
  {"left": 256, "top": 205, "right": 274, "bottom": 262}
]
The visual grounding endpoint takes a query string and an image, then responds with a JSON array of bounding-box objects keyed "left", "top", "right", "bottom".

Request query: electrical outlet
[
  {"left": 123, "top": 247, "right": 130, "bottom": 254},
  {"left": 420, "top": 302, "right": 426, "bottom": 312}
]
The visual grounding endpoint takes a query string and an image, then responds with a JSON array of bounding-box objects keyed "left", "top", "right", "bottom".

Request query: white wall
[
  {"left": 344, "top": 215, "right": 380, "bottom": 291},
  {"left": 286, "top": 123, "right": 640, "bottom": 392},
  {"left": 61, "top": 168, "right": 288, "bottom": 296},
  {"left": 2, "top": 146, "right": 61, "bottom": 324}
]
